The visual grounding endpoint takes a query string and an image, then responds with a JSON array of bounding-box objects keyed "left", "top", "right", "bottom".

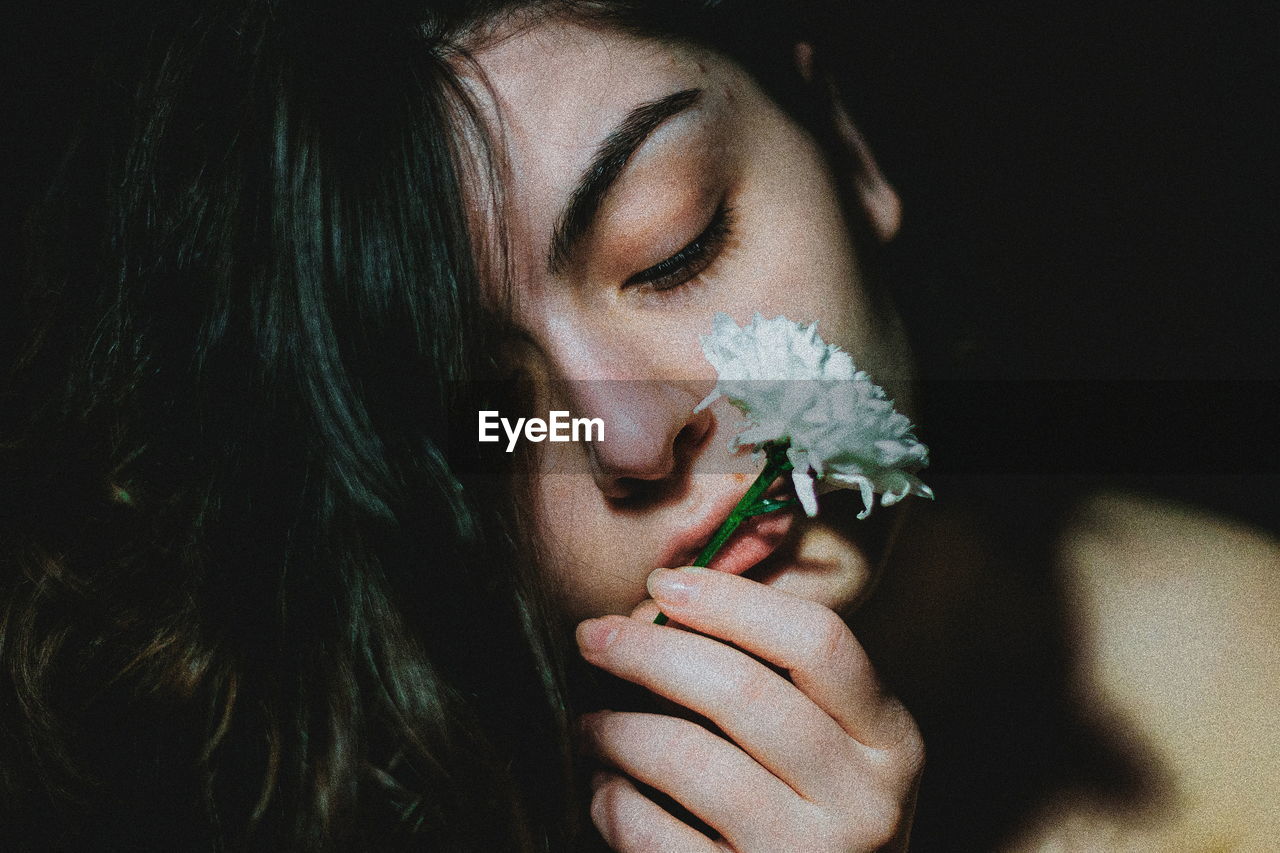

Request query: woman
[{"left": 3, "top": 1, "right": 1275, "bottom": 850}]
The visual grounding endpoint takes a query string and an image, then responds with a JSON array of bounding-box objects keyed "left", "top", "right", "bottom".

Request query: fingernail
[
  {"left": 646, "top": 567, "right": 702, "bottom": 604},
  {"left": 576, "top": 617, "right": 620, "bottom": 652}
]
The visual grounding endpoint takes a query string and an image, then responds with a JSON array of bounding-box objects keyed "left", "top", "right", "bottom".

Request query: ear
[{"left": 794, "top": 42, "right": 902, "bottom": 243}]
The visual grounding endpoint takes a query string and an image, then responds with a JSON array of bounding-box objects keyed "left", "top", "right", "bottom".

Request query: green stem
[
  {"left": 653, "top": 443, "right": 793, "bottom": 626},
  {"left": 744, "top": 498, "right": 795, "bottom": 517}
]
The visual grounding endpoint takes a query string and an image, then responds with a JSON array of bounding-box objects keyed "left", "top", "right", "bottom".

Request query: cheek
[
  {"left": 531, "top": 473, "right": 592, "bottom": 601},
  {"left": 531, "top": 465, "right": 645, "bottom": 619},
  {"left": 723, "top": 164, "right": 878, "bottom": 365},
  {"left": 531, "top": 455, "right": 586, "bottom": 561}
]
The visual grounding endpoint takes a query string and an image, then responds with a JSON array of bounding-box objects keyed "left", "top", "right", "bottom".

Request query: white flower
[{"left": 695, "top": 312, "right": 933, "bottom": 518}]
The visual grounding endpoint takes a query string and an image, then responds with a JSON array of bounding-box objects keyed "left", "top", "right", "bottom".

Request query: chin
[{"left": 749, "top": 490, "right": 904, "bottom": 617}]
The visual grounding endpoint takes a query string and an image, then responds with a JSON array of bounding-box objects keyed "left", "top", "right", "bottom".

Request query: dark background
[
  {"left": 1, "top": 4, "right": 1275, "bottom": 849},
  {"left": 828, "top": 1, "right": 1277, "bottom": 532},
  {"left": 4, "top": 1, "right": 1277, "bottom": 531}
]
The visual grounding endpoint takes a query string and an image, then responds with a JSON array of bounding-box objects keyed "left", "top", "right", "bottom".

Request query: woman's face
[{"left": 468, "top": 19, "right": 915, "bottom": 622}]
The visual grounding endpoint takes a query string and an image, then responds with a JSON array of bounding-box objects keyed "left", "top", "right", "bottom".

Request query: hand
[{"left": 576, "top": 566, "right": 924, "bottom": 852}]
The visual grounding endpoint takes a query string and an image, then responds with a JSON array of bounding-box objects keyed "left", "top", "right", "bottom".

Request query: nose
[{"left": 574, "top": 378, "right": 714, "bottom": 500}]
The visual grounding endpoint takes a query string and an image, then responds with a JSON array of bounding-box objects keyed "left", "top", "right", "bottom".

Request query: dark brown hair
[{"left": 1, "top": 1, "right": 831, "bottom": 849}]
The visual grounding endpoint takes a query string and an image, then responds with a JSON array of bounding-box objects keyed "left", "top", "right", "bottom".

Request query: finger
[
  {"left": 585, "top": 712, "right": 803, "bottom": 851},
  {"left": 576, "top": 614, "right": 859, "bottom": 799},
  {"left": 646, "top": 566, "right": 918, "bottom": 753},
  {"left": 628, "top": 598, "right": 666, "bottom": 624},
  {"left": 589, "top": 771, "right": 724, "bottom": 853},
  {"left": 629, "top": 599, "right": 697, "bottom": 634}
]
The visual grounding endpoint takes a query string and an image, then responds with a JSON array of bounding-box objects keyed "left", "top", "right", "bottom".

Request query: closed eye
[{"left": 623, "top": 203, "right": 734, "bottom": 294}]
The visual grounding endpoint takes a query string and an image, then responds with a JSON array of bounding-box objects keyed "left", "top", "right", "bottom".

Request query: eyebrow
[{"left": 547, "top": 88, "right": 703, "bottom": 274}]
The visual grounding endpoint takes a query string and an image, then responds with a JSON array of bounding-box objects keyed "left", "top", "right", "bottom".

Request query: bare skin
[
  {"left": 466, "top": 18, "right": 920, "bottom": 849},
  {"left": 463, "top": 16, "right": 1279, "bottom": 851},
  {"left": 1015, "top": 491, "right": 1279, "bottom": 851},
  {"left": 862, "top": 486, "right": 1279, "bottom": 851}
]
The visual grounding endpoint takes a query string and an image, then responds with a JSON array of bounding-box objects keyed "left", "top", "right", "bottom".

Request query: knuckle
[
  {"left": 878, "top": 701, "right": 926, "bottom": 778},
  {"left": 853, "top": 796, "right": 908, "bottom": 850},
  {"left": 807, "top": 607, "right": 851, "bottom": 662},
  {"left": 898, "top": 720, "right": 926, "bottom": 777}
]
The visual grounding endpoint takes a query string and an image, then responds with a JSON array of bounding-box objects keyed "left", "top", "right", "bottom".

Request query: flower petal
[
  {"left": 698, "top": 313, "right": 933, "bottom": 519},
  {"left": 792, "top": 468, "right": 820, "bottom": 517}
]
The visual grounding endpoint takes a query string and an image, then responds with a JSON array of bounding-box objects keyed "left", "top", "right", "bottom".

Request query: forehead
[
  {"left": 471, "top": 20, "right": 709, "bottom": 165},
  {"left": 463, "top": 21, "right": 733, "bottom": 268}
]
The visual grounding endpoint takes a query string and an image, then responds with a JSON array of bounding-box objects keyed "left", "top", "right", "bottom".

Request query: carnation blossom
[{"left": 695, "top": 312, "right": 933, "bottom": 518}]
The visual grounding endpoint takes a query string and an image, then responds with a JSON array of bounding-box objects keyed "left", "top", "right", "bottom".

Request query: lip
[{"left": 660, "top": 478, "right": 797, "bottom": 576}]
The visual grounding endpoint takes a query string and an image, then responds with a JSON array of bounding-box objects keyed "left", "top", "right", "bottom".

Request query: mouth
[{"left": 661, "top": 477, "right": 798, "bottom": 577}]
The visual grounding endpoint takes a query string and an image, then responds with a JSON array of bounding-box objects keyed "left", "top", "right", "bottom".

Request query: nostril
[
  {"left": 674, "top": 406, "right": 714, "bottom": 460},
  {"left": 586, "top": 441, "right": 673, "bottom": 501},
  {"left": 673, "top": 422, "right": 705, "bottom": 462},
  {"left": 611, "top": 476, "right": 661, "bottom": 504},
  {"left": 586, "top": 392, "right": 716, "bottom": 503}
]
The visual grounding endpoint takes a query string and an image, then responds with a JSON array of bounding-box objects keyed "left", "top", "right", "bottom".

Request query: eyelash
[{"left": 623, "top": 203, "right": 735, "bottom": 294}]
